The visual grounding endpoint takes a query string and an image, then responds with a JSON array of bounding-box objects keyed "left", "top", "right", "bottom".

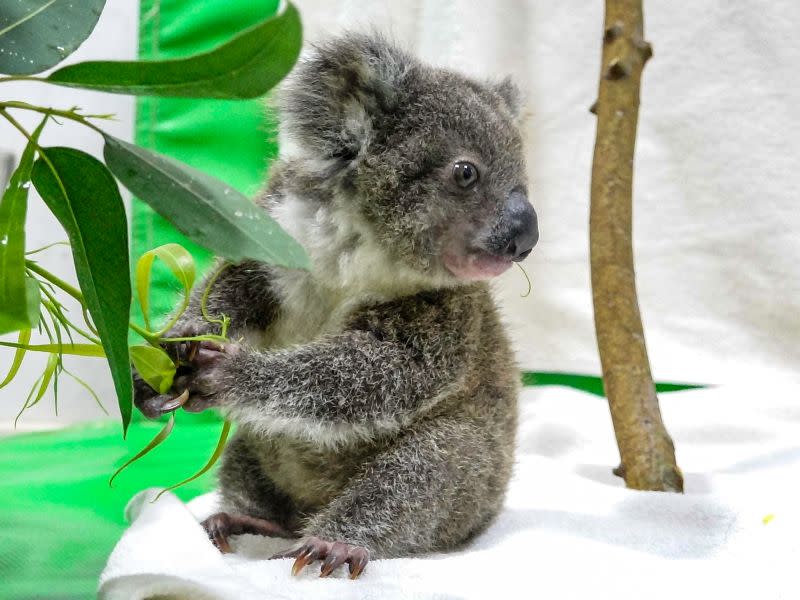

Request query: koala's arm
[{"left": 200, "top": 291, "right": 479, "bottom": 439}]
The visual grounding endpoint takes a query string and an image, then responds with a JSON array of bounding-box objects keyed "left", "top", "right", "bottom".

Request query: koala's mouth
[{"left": 442, "top": 249, "right": 513, "bottom": 281}]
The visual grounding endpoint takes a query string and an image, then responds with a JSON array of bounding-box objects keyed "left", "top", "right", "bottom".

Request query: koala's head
[{"left": 278, "top": 33, "right": 538, "bottom": 285}]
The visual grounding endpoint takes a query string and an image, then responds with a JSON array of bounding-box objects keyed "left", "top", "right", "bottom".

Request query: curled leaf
[
  {"left": 109, "top": 413, "right": 175, "bottom": 487},
  {"left": 154, "top": 420, "right": 232, "bottom": 501},
  {"left": 0, "top": 328, "right": 31, "bottom": 389},
  {"left": 130, "top": 344, "right": 176, "bottom": 395},
  {"left": 136, "top": 243, "right": 195, "bottom": 331}
]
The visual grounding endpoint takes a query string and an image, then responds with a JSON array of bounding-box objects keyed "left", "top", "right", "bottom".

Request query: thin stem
[
  {"left": 0, "top": 101, "right": 110, "bottom": 134},
  {"left": 26, "top": 261, "right": 83, "bottom": 303},
  {"left": 26, "top": 240, "right": 70, "bottom": 255},
  {"left": 129, "top": 321, "right": 159, "bottom": 344},
  {"left": 0, "top": 76, "right": 45, "bottom": 84},
  {"left": 200, "top": 263, "right": 231, "bottom": 338},
  {"left": 154, "top": 295, "right": 191, "bottom": 339}
]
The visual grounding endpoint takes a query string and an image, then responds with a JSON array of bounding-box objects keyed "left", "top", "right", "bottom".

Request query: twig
[{"left": 589, "top": 0, "right": 683, "bottom": 492}]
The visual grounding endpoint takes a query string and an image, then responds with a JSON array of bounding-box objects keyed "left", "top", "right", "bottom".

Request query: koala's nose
[{"left": 503, "top": 189, "right": 539, "bottom": 262}]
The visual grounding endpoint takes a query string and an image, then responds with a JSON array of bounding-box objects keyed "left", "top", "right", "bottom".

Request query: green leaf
[
  {"left": 30, "top": 147, "right": 133, "bottom": 434},
  {"left": 154, "top": 420, "right": 232, "bottom": 501},
  {"left": 45, "top": 3, "right": 301, "bottom": 98},
  {"left": 129, "top": 344, "right": 176, "bottom": 395},
  {"left": 109, "top": 413, "right": 175, "bottom": 487},
  {"left": 103, "top": 135, "right": 310, "bottom": 270},
  {"left": 0, "top": 341, "right": 105, "bottom": 356},
  {"left": 0, "top": 328, "right": 32, "bottom": 388},
  {"left": 136, "top": 243, "right": 195, "bottom": 330},
  {"left": 0, "top": 0, "right": 105, "bottom": 75},
  {"left": 0, "top": 119, "right": 45, "bottom": 334},
  {"left": 28, "top": 352, "right": 58, "bottom": 409}
]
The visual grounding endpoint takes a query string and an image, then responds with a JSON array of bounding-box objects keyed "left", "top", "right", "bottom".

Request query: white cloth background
[
  {"left": 99, "top": 383, "right": 800, "bottom": 600},
  {"left": 292, "top": 0, "right": 799, "bottom": 385}
]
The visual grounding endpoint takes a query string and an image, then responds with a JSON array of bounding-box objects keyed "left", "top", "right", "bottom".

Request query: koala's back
[{"left": 217, "top": 274, "right": 519, "bottom": 553}]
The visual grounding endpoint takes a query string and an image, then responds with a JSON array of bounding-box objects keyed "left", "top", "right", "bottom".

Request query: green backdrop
[{"left": 0, "top": 3, "right": 701, "bottom": 599}]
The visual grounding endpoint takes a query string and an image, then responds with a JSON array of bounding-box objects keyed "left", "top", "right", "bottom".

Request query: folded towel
[{"left": 99, "top": 382, "right": 799, "bottom": 600}]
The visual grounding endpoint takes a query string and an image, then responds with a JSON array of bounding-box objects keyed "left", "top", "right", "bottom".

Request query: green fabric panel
[
  {"left": 131, "top": 0, "right": 281, "bottom": 333},
  {"left": 0, "top": 416, "right": 226, "bottom": 600},
  {"left": 521, "top": 371, "right": 704, "bottom": 397}
]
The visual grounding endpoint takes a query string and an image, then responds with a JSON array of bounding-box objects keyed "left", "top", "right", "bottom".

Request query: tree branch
[{"left": 589, "top": 0, "right": 683, "bottom": 492}]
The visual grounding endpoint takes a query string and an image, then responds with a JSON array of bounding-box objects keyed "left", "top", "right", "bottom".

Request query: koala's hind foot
[
  {"left": 271, "top": 537, "right": 370, "bottom": 579},
  {"left": 201, "top": 512, "right": 296, "bottom": 554}
]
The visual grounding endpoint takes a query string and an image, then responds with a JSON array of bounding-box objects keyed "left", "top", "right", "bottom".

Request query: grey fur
[{"left": 134, "top": 32, "right": 535, "bottom": 559}]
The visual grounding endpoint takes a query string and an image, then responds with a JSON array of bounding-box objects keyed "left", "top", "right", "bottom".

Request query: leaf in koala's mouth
[{"left": 443, "top": 250, "right": 512, "bottom": 281}]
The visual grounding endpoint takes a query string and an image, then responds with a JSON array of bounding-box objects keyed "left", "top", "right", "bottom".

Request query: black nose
[{"left": 503, "top": 189, "right": 539, "bottom": 261}]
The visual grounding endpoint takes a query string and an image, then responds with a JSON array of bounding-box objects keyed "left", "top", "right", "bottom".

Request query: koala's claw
[
  {"left": 272, "top": 537, "right": 369, "bottom": 579},
  {"left": 201, "top": 512, "right": 296, "bottom": 555},
  {"left": 135, "top": 389, "right": 189, "bottom": 419}
]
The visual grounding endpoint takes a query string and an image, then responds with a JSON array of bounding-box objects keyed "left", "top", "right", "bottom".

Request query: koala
[{"left": 134, "top": 32, "right": 538, "bottom": 580}]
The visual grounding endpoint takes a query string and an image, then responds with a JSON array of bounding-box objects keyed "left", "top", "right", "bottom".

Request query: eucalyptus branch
[
  {"left": 25, "top": 261, "right": 83, "bottom": 303},
  {"left": 0, "top": 100, "right": 111, "bottom": 134},
  {"left": 0, "top": 75, "right": 45, "bottom": 84}
]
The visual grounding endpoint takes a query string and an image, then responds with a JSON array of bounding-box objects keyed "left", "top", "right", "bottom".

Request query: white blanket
[{"left": 99, "top": 383, "right": 800, "bottom": 600}]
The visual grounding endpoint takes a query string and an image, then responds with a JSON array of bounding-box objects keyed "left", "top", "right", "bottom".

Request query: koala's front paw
[
  {"left": 172, "top": 341, "right": 240, "bottom": 413},
  {"left": 134, "top": 340, "right": 240, "bottom": 419}
]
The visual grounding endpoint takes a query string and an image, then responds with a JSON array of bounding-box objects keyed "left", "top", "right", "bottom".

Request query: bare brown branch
[{"left": 589, "top": 0, "right": 683, "bottom": 492}]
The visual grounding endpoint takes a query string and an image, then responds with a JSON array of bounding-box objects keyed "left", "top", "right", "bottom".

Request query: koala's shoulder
[{"left": 347, "top": 284, "right": 490, "bottom": 342}]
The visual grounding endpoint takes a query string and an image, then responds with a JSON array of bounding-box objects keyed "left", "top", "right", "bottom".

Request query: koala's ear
[
  {"left": 493, "top": 76, "right": 523, "bottom": 121},
  {"left": 278, "top": 33, "right": 411, "bottom": 165}
]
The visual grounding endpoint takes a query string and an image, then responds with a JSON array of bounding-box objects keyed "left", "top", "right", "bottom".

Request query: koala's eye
[{"left": 453, "top": 161, "right": 479, "bottom": 189}]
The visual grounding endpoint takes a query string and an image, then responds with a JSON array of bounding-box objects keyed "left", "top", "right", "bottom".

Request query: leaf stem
[
  {"left": 129, "top": 321, "right": 159, "bottom": 344},
  {"left": 0, "top": 101, "right": 110, "bottom": 134},
  {"left": 0, "top": 76, "right": 45, "bottom": 85},
  {"left": 25, "top": 261, "right": 83, "bottom": 302}
]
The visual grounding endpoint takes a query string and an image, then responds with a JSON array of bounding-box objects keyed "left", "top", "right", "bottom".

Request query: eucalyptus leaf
[
  {"left": 0, "top": 328, "right": 32, "bottom": 388},
  {"left": 0, "top": 0, "right": 105, "bottom": 75},
  {"left": 46, "top": 3, "right": 301, "bottom": 98},
  {"left": 31, "top": 147, "right": 133, "bottom": 433},
  {"left": 154, "top": 420, "right": 232, "bottom": 500},
  {"left": 109, "top": 413, "right": 175, "bottom": 487},
  {"left": 130, "top": 344, "right": 176, "bottom": 395},
  {"left": 28, "top": 352, "right": 58, "bottom": 409},
  {"left": 0, "top": 119, "right": 45, "bottom": 334},
  {"left": 0, "top": 340, "right": 105, "bottom": 356},
  {"left": 103, "top": 135, "right": 310, "bottom": 270},
  {"left": 136, "top": 243, "right": 195, "bottom": 330}
]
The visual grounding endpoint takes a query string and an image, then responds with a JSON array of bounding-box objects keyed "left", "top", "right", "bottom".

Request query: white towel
[{"left": 99, "top": 382, "right": 800, "bottom": 600}]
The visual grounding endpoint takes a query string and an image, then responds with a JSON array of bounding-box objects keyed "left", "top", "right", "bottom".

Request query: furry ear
[
  {"left": 278, "top": 33, "right": 412, "bottom": 164},
  {"left": 493, "top": 76, "right": 523, "bottom": 121}
]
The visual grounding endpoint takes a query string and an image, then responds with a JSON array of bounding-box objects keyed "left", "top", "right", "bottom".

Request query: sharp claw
[
  {"left": 291, "top": 551, "right": 313, "bottom": 576},
  {"left": 213, "top": 531, "right": 233, "bottom": 554},
  {"left": 161, "top": 389, "right": 190, "bottom": 412},
  {"left": 319, "top": 555, "right": 338, "bottom": 578},
  {"left": 348, "top": 554, "right": 368, "bottom": 579},
  {"left": 186, "top": 341, "right": 200, "bottom": 362}
]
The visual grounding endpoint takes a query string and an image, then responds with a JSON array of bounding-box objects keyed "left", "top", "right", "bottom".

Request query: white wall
[
  {"left": 295, "top": 0, "right": 800, "bottom": 386},
  {"left": 4, "top": 0, "right": 797, "bottom": 432},
  {"left": 0, "top": 0, "right": 139, "bottom": 431}
]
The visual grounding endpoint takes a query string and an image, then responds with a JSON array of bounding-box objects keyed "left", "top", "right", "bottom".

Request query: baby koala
[{"left": 134, "top": 32, "right": 538, "bottom": 579}]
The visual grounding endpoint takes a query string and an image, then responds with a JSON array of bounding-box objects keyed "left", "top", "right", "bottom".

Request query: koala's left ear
[
  {"left": 493, "top": 76, "right": 523, "bottom": 121},
  {"left": 278, "top": 33, "right": 410, "bottom": 167}
]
